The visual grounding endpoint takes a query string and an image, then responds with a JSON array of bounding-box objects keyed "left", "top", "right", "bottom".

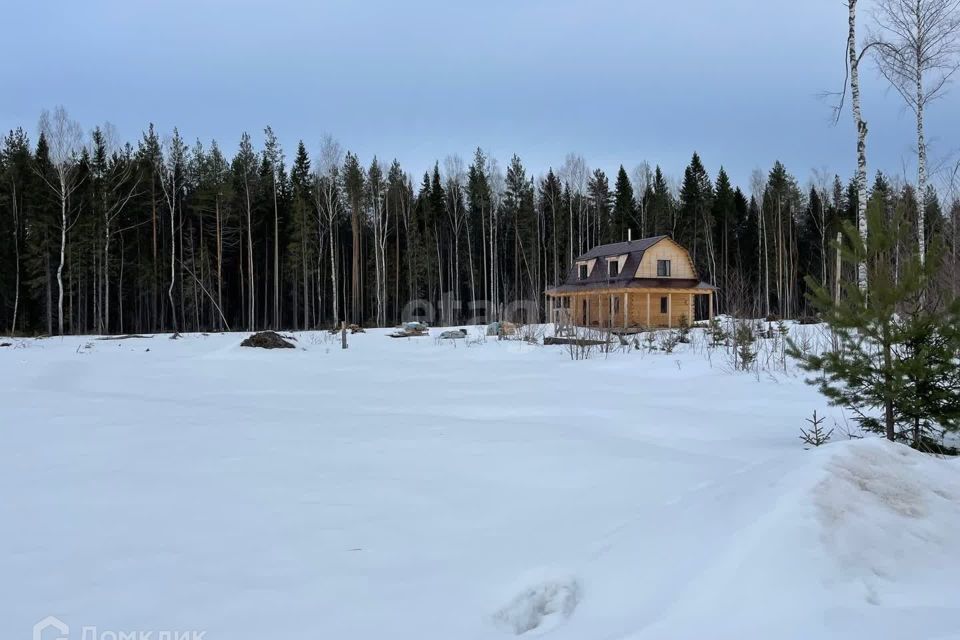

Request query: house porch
[{"left": 547, "top": 288, "right": 714, "bottom": 330}]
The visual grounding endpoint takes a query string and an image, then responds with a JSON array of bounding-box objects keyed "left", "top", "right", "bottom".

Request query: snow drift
[{"left": 1, "top": 330, "right": 957, "bottom": 640}]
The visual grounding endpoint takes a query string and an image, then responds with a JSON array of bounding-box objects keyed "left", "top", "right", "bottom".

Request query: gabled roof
[
  {"left": 546, "top": 235, "right": 717, "bottom": 295},
  {"left": 575, "top": 235, "right": 668, "bottom": 261},
  {"left": 562, "top": 235, "right": 669, "bottom": 288}
]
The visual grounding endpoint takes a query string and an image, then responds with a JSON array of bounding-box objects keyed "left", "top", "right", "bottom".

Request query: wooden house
[{"left": 545, "top": 235, "right": 717, "bottom": 330}]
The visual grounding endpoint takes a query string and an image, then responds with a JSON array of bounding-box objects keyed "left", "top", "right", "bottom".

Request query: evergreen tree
[
  {"left": 587, "top": 168, "right": 612, "bottom": 243},
  {"left": 712, "top": 167, "right": 736, "bottom": 295},
  {"left": 611, "top": 165, "right": 635, "bottom": 242},
  {"left": 287, "top": 141, "right": 313, "bottom": 329},
  {"left": 789, "top": 201, "right": 960, "bottom": 444},
  {"left": 647, "top": 166, "right": 673, "bottom": 237},
  {"left": 678, "top": 152, "right": 713, "bottom": 280}
]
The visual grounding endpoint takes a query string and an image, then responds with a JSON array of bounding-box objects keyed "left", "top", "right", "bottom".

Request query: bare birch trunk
[
  {"left": 216, "top": 194, "right": 223, "bottom": 330},
  {"left": 917, "top": 74, "right": 927, "bottom": 264},
  {"left": 168, "top": 191, "right": 178, "bottom": 334},
  {"left": 57, "top": 179, "right": 67, "bottom": 335},
  {"left": 274, "top": 180, "right": 280, "bottom": 327},
  {"left": 849, "top": 0, "right": 869, "bottom": 291},
  {"left": 10, "top": 183, "right": 20, "bottom": 335},
  {"left": 245, "top": 180, "right": 254, "bottom": 331}
]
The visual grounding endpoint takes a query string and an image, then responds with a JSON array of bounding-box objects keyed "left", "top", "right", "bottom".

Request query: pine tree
[{"left": 789, "top": 200, "right": 960, "bottom": 444}]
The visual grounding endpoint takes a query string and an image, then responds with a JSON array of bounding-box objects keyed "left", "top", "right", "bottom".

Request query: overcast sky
[{"left": 2, "top": 0, "right": 958, "bottom": 190}]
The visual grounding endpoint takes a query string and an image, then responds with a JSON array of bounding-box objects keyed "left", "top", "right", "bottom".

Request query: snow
[{"left": 2, "top": 327, "right": 958, "bottom": 640}]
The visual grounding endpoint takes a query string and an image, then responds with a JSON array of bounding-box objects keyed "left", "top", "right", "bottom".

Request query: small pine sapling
[
  {"left": 734, "top": 322, "right": 756, "bottom": 370},
  {"left": 799, "top": 410, "right": 833, "bottom": 447},
  {"left": 677, "top": 316, "right": 691, "bottom": 343},
  {"left": 708, "top": 318, "right": 727, "bottom": 347}
]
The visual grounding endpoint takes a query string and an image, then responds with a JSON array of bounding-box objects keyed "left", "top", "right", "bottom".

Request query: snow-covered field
[{"left": 2, "top": 327, "right": 959, "bottom": 640}]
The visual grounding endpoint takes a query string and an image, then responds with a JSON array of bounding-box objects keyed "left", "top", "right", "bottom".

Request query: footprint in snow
[{"left": 492, "top": 572, "right": 581, "bottom": 635}]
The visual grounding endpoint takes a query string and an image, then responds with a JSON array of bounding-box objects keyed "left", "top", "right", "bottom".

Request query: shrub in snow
[{"left": 658, "top": 331, "right": 681, "bottom": 354}]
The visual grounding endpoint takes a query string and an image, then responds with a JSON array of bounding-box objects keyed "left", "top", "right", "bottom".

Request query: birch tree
[
  {"left": 367, "top": 157, "right": 388, "bottom": 326},
  {"left": 831, "top": 1, "right": 871, "bottom": 291},
  {"left": 158, "top": 130, "right": 187, "bottom": 334},
  {"left": 560, "top": 153, "right": 588, "bottom": 263},
  {"left": 263, "top": 126, "right": 284, "bottom": 328},
  {"left": 234, "top": 133, "right": 258, "bottom": 330},
  {"left": 444, "top": 154, "right": 467, "bottom": 322},
  {"left": 872, "top": 0, "right": 960, "bottom": 263},
  {"left": 92, "top": 125, "right": 140, "bottom": 333},
  {"left": 37, "top": 106, "right": 84, "bottom": 335},
  {"left": 314, "top": 135, "right": 343, "bottom": 326}
]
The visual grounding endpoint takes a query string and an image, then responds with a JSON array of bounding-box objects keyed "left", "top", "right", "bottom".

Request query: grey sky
[{"left": 2, "top": 0, "right": 957, "bottom": 191}]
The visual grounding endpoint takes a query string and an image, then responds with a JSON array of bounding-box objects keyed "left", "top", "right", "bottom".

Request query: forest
[
  {"left": 1, "top": 106, "right": 959, "bottom": 336},
  {"left": 1, "top": 111, "right": 958, "bottom": 336}
]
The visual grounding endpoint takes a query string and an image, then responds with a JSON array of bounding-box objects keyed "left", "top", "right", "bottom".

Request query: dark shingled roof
[
  {"left": 547, "top": 279, "right": 717, "bottom": 295},
  {"left": 545, "top": 235, "right": 719, "bottom": 295},
  {"left": 575, "top": 235, "right": 667, "bottom": 261}
]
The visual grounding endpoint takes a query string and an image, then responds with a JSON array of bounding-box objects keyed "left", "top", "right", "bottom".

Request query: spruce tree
[{"left": 611, "top": 165, "right": 635, "bottom": 242}]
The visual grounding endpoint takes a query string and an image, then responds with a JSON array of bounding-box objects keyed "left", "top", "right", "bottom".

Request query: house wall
[
  {"left": 567, "top": 291, "right": 694, "bottom": 328},
  {"left": 625, "top": 292, "right": 694, "bottom": 327},
  {"left": 634, "top": 239, "right": 697, "bottom": 279}
]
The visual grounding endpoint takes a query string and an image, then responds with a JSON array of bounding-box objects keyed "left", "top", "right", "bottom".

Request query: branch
[{"left": 178, "top": 258, "right": 231, "bottom": 331}]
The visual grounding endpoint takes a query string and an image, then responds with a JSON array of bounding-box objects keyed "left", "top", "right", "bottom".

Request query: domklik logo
[{"left": 33, "top": 616, "right": 69, "bottom": 640}]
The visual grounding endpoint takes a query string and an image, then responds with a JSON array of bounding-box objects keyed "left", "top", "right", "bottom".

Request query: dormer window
[
  {"left": 579, "top": 264, "right": 589, "bottom": 280},
  {"left": 657, "top": 259, "right": 672, "bottom": 277},
  {"left": 608, "top": 260, "right": 619, "bottom": 278}
]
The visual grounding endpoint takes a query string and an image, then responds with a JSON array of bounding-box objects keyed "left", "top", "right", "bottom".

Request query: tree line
[{"left": 1, "top": 107, "right": 958, "bottom": 335}]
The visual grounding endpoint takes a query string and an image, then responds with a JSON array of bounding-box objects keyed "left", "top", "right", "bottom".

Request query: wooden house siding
[
  {"left": 546, "top": 235, "right": 715, "bottom": 329},
  {"left": 634, "top": 238, "right": 697, "bottom": 279},
  {"left": 567, "top": 291, "right": 695, "bottom": 328}
]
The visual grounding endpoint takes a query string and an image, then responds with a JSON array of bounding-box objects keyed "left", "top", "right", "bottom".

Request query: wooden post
[
  {"left": 667, "top": 294, "right": 672, "bottom": 329},
  {"left": 646, "top": 292, "right": 651, "bottom": 328},
  {"left": 623, "top": 293, "right": 629, "bottom": 329},
  {"left": 708, "top": 291, "right": 714, "bottom": 321},
  {"left": 341, "top": 320, "right": 347, "bottom": 349}
]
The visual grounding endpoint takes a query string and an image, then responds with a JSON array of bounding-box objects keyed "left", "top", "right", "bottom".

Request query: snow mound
[
  {"left": 493, "top": 572, "right": 581, "bottom": 635},
  {"left": 815, "top": 439, "right": 960, "bottom": 605}
]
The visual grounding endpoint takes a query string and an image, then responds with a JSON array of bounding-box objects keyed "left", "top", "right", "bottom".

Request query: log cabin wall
[
  {"left": 634, "top": 239, "right": 697, "bottom": 279},
  {"left": 568, "top": 291, "right": 694, "bottom": 328}
]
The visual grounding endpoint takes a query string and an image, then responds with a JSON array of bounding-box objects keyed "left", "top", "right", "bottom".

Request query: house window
[
  {"left": 608, "top": 260, "right": 619, "bottom": 278},
  {"left": 579, "top": 264, "right": 589, "bottom": 280},
  {"left": 657, "top": 259, "right": 672, "bottom": 277},
  {"left": 660, "top": 296, "right": 668, "bottom": 314}
]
